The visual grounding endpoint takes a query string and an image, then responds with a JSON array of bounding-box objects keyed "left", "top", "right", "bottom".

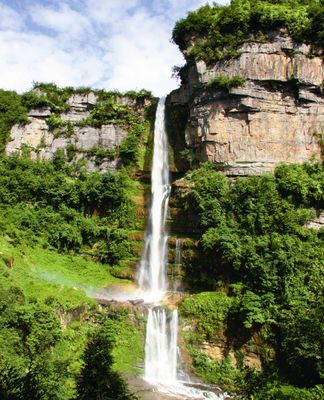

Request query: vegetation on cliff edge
[{"left": 172, "top": 0, "right": 324, "bottom": 64}]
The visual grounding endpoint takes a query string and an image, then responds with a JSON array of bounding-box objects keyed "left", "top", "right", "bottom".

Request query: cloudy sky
[{"left": 0, "top": 0, "right": 229, "bottom": 95}]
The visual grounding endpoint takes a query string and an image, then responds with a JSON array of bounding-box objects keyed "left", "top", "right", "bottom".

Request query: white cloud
[
  {"left": 0, "top": 0, "right": 230, "bottom": 95},
  {"left": 0, "top": 30, "right": 107, "bottom": 92},
  {"left": 85, "top": 0, "right": 138, "bottom": 26},
  {"left": 0, "top": 3, "right": 25, "bottom": 31},
  {"left": 102, "top": 10, "right": 181, "bottom": 94},
  {"left": 28, "top": 2, "right": 91, "bottom": 39}
]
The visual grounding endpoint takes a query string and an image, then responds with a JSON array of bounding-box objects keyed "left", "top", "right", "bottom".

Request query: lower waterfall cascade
[{"left": 137, "top": 97, "right": 229, "bottom": 400}]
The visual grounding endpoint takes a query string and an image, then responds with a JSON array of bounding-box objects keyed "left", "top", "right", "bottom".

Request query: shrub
[
  {"left": 0, "top": 89, "right": 28, "bottom": 152},
  {"left": 207, "top": 75, "right": 246, "bottom": 90}
]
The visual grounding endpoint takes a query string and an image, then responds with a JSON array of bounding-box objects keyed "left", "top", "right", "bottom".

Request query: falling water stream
[{"left": 138, "top": 97, "right": 228, "bottom": 399}]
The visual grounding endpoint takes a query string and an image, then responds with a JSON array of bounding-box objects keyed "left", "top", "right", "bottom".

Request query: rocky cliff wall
[
  {"left": 169, "top": 33, "right": 323, "bottom": 176},
  {"left": 6, "top": 92, "right": 152, "bottom": 172}
]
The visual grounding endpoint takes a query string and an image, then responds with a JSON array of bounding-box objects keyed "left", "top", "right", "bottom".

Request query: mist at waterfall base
[{"left": 136, "top": 97, "right": 228, "bottom": 400}]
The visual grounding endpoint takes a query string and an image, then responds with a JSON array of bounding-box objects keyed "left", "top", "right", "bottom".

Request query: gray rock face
[
  {"left": 306, "top": 213, "right": 324, "bottom": 230},
  {"left": 170, "top": 33, "right": 323, "bottom": 175},
  {"left": 194, "top": 36, "right": 324, "bottom": 87},
  {"left": 6, "top": 92, "right": 137, "bottom": 171}
]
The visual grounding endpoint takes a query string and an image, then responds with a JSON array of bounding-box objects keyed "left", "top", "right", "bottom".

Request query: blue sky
[{"left": 0, "top": 0, "right": 228, "bottom": 95}]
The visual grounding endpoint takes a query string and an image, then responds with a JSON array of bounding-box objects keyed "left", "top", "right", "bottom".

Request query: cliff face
[
  {"left": 6, "top": 92, "right": 152, "bottom": 172},
  {"left": 169, "top": 33, "right": 323, "bottom": 175}
]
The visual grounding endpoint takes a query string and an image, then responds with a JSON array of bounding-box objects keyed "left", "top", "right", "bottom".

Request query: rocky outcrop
[
  {"left": 306, "top": 212, "right": 324, "bottom": 230},
  {"left": 6, "top": 92, "right": 150, "bottom": 172},
  {"left": 169, "top": 33, "right": 323, "bottom": 175},
  {"left": 201, "top": 341, "right": 262, "bottom": 371}
]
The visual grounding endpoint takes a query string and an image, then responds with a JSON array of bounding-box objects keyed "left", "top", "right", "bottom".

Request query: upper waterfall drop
[{"left": 137, "top": 97, "right": 170, "bottom": 302}]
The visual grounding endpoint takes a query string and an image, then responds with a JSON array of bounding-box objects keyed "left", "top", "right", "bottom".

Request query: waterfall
[
  {"left": 138, "top": 97, "right": 227, "bottom": 400},
  {"left": 175, "top": 238, "right": 182, "bottom": 266},
  {"left": 144, "top": 308, "right": 178, "bottom": 383},
  {"left": 137, "top": 96, "right": 170, "bottom": 303}
]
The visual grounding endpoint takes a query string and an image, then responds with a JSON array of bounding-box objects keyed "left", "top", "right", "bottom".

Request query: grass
[
  {"left": 110, "top": 313, "right": 144, "bottom": 373},
  {"left": 0, "top": 236, "right": 122, "bottom": 309},
  {"left": 0, "top": 234, "right": 145, "bottom": 377}
]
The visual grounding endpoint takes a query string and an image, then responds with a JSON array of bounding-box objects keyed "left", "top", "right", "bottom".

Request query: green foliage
[
  {"left": 172, "top": 0, "right": 323, "bottom": 64},
  {"left": 0, "top": 155, "right": 136, "bottom": 264},
  {"left": 119, "top": 123, "right": 148, "bottom": 166},
  {"left": 0, "top": 283, "right": 71, "bottom": 400},
  {"left": 85, "top": 99, "right": 134, "bottom": 127},
  {"left": 180, "top": 292, "right": 232, "bottom": 340},
  {"left": 124, "top": 89, "right": 153, "bottom": 100},
  {"left": 103, "top": 310, "right": 144, "bottom": 373},
  {"left": 207, "top": 75, "right": 246, "bottom": 90},
  {"left": 189, "top": 350, "right": 241, "bottom": 391},
  {"left": 32, "top": 82, "right": 72, "bottom": 113},
  {"left": 85, "top": 146, "right": 116, "bottom": 164},
  {"left": 21, "top": 91, "right": 50, "bottom": 109},
  {"left": 180, "top": 162, "right": 324, "bottom": 391},
  {"left": 0, "top": 89, "right": 28, "bottom": 152},
  {"left": 242, "top": 369, "right": 324, "bottom": 399},
  {"left": 77, "top": 320, "right": 132, "bottom": 400}
]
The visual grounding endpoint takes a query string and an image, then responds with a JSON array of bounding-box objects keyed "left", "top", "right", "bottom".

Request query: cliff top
[{"left": 172, "top": 0, "right": 323, "bottom": 64}]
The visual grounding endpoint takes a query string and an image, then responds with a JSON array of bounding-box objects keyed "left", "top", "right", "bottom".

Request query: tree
[{"left": 77, "top": 321, "right": 131, "bottom": 400}]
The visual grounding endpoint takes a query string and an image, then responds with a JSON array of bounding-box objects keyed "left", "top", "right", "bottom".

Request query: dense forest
[{"left": 177, "top": 162, "right": 324, "bottom": 399}]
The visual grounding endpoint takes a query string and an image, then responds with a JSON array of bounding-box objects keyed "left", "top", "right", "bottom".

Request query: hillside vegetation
[
  {"left": 0, "top": 84, "right": 152, "bottom": 399},
  {"left": 177, "top": 162, "right": 324, "bottom": 399},
  {"left": 0, "top": 152, "right": 144, "bottom": 399}
]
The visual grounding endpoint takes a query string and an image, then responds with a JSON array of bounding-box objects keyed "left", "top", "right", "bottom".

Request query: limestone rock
[
  {"left": 170, "top": 33, "right": 323, "bottom": 175},
  {"left": 7, "top": 118, "right": 50, "bottom": 153},
  {"left": 6, "top": 91, "right": 138, "bottom": 171},
  {"left": 306, "top": 213, "right": 324, "bottom": 230},
  {"left": 28, "top": 107, "right": 52, "bottom": 117},
  {"left": 243, "top": 351, "right": 262, "bottom": 371},
  {"left": 67, "top": 92, "right": 98, "bottom": 108},
  {"left": 194, "top": 36, "right": 324, "bottom": 86}
]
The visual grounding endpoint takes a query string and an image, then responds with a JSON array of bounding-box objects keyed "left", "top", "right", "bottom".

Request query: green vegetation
[
  {"left": 0, "top": 269, "right": 140, "bottom": 399},
  {"left": 0, "top": 83, "right": 154, "bottom": 172},
  {"left": 0, "top": 151, "right": 145, "bottom": 399},
  {"left": 0, "top": 82, "right": 153, "bottom": 398},
  {"left": 181, "top": 292, "right": 232, "bottom": 340},
  {"left": 207, "top": 75, "right": 246, "bottom": 90},
  {"left": 0, "top": 89, "right": 28, "bottom": 153},
  {"left": 77, "top": 316, "right": 139, "bottom": 400},
  {"left": 0, "top": 155, "right": 138, "bottom": 263},
  {"left": 172, "top": 0, "right": 324, "bottom": 64},
  {"left": 178, "top": 162, "right": 324, "bottom": 397}
]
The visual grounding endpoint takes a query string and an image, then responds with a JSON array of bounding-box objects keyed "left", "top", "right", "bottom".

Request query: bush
[
  {"left": 180, "top": 291, "right": 232, "bottom": 339},
  {"left": 207, "top": 75, "right": 246, "bottom": 90},
  {"left": 0, "top": 155, "right": 136, "bottom": 263},
  {"left": 77, "top": 321, "right": 132, "bottom": 400},
  {"left": 0, "top": 89, "right": 28, "bottom": 152}
]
